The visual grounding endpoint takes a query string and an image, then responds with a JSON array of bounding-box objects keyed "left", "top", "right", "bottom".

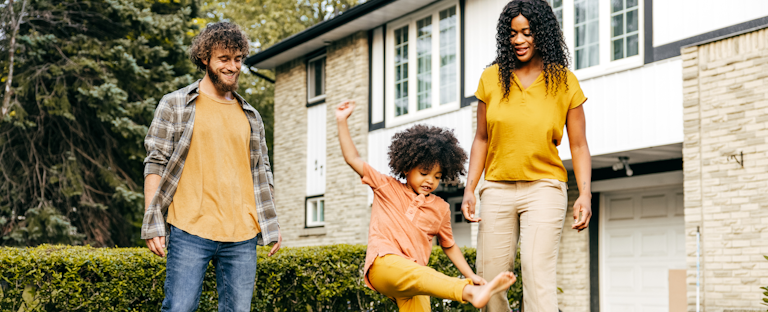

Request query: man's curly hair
[
  {"left": 493, "top": 0, "right": 570, "bottom": 98},
  {"left": 387, "top": 125, "right": 468, "bottom": 181},
  {"left": 189, "top": 22, "right": 250, "bottom": 72}
]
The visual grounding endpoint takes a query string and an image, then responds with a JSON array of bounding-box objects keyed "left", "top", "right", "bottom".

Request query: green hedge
[
  {"left": 0, "top": 244, "right": 522, "bottom": 311},
  {"left": 762, "top": 256, "right": 768, "bottom": 311}
]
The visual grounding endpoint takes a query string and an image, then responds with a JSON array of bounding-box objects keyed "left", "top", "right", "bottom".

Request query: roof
[{"left": 244, "top": 0, "right": 436, "bottom": 69}]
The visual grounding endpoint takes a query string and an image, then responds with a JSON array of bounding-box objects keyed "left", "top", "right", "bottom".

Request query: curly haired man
[{"left": 141, "top": 22, "right": 281, "bottom": 311}]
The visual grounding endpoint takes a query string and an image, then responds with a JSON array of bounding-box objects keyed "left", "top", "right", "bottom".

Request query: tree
[
  {"left": 198, "top": 0, "right": 365, "bottom": 165},
  {"left": 0, "top": 0, "right": 200, "bottom": 247}
]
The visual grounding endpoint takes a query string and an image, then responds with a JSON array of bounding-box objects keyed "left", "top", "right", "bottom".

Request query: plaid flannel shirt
[{"left": 141, "top": 80, "right": 279, "bottom": 245}]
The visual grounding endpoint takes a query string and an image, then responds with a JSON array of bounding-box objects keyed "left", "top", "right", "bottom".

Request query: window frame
[
  {"left": 610, "top": 0, "right": 640, "bottom": 61},
  {"left": 305, "top": 196, "right": 326, "bottom": 228},
  {"left": 307, "top": 54, "right": 327, "bottom": 104},
  {"left": 560, "top": 0, "right": 645, "bottom": 80},
  {"left": 384, "top": 0, "right": 461, "bottom": 128},
  {"left": 547, "top": 0, "right": 564, "bottom": 29}
]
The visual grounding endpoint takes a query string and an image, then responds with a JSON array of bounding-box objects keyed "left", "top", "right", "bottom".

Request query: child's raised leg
[{"left": 368, "top": 255, "right": 516, "bottom": 311}]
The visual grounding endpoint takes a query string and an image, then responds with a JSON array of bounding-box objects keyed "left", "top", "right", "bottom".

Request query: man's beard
[{"left": 207, "top": 66, "right": 239, "bottom": 93}]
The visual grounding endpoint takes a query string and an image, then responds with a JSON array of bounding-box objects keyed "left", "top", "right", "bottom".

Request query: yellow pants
[{"left": 368, "top": 254, "right": 472, "bottom": 312}]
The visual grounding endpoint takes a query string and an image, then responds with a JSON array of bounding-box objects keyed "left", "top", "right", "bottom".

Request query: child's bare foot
[{"left": 463, "top": 272, "right": 516, "bottom": 308}]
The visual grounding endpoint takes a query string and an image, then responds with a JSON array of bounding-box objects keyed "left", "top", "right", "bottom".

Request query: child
[{"left": 336, "top": 100, "right": 516, "bottom": 311}]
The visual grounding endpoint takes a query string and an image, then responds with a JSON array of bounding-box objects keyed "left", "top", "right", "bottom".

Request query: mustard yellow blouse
[{"left": 475, "top": 64, "right": 587, "bottom": 182}]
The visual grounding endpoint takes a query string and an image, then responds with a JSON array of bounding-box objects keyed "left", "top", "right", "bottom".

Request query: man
[{"left": 141, "top": 22, "right": 281, "bottom": 311}]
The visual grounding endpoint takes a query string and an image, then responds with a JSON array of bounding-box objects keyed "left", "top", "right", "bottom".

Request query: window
[
  {"left": 439, "top": 6, "right": 457, "bottom": 105},
  {"left": 306, "top": 197, "right": 325, "bottom": 227},
  {"left": 562, "top": 0, "right": 643, "bottom": 77},
  {"left": 417, "top": 17, "right": 432, "bottom": 111},
  {"left": 611, "top": 0, "right": 639, "bottom": 60},
  {"left": 394, "top": 26, "right": 409, "bottom": 116},
  {"left": 307, "top": 55, "right": 326, "bottom": 103},
  {"left": 452, "top": 201, "right": 464, "bottom": 223},
  {"left": 386, "top": 2, "right": 460, "bottom": 126},
  {"left": 547, "top": 0, "right": 563, "bottom": 28},
  {"left": 574, "top": 0, "right": 599, "bottom": 69}
]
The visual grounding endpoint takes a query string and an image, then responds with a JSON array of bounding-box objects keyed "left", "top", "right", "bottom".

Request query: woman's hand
[
  {"left": 571, "top": 195, "right": 592, "bottom": 231},
  {"left": 468, "top": 273, "right": 487, "bottom": 285},
  {"left": 461, "top": 191, "right": 481, "bottom": 222}
]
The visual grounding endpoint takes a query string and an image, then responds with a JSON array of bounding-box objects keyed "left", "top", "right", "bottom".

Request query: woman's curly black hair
[
  {"left": 387, "top": 125, "right": 467, "bottom": 181},
  {"left": 493, "top": 0, "right": 570, "bottom": 98}
]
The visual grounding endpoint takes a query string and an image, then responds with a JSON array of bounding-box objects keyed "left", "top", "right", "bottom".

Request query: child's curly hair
[
  {"left": 189, "top": 22, "right": 250, "bottom": 72},
  {"left": 387, "top": 125, "right": 468, "bottom": 181}
]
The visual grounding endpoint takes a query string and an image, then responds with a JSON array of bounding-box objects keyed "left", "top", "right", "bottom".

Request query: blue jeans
[{"left": 161, "top": 225, "right": 258, "bottom": 312}]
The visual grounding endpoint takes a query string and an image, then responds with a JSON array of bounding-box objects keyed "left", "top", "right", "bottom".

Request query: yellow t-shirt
[
  {"left": 475, "top": 64, "right": 587, "bottom": 182},
  {"left": 167, "top": 91, "right": 261, "bottom": 242}
]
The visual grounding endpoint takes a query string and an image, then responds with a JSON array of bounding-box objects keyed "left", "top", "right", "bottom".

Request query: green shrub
[{"left": 0, "top": 244, "right": 522, "bottom": 311}]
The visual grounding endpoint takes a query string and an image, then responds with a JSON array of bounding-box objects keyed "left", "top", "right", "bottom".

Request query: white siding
[
  {"left": 367, "top": 106, "right": 474, "bottom": 200},
  {"left": 464, "top": 0, "right": 508, "bottom": 99},
  {"left": 654, "top": 0, "right": 768, "bottom": 47},
  {"left": 307, "top": 103, "right": 327, "bottom": 196},
  {"left": 558, "top": 58, "right": 684, "bottom": 160},
  {"left": 371, "top": 26, "right": 385, "bottom": 124}
]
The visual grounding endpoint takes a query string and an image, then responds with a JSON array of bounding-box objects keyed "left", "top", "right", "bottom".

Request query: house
[{"left": 244, "top": 0, "right": 768, "bottom": 311}]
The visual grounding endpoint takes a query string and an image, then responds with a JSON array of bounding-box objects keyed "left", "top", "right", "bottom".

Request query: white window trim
[
  {"left": 562, "top": 0, "right": 645, "bottom": 80},
  {"left": 306, "top": 196, "right": 325, "bottom": 228},
  {"left": 385, "top": 0, "right": 461, "bottom": 128},
  {"left": 307, "top": 54, "right": 327, "bottom": 104}
]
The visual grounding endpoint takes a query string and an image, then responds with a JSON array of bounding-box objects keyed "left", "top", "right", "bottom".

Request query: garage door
[{"left": 601, "top": 187, "right": 686, "bottom": 312}]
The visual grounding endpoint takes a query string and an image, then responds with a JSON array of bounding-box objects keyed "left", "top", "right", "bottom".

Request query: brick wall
[
  {"left": 273, "top": 59, "right": 308, "bottom": 246},
  {"left": 272, "top": 31, "right": 370, "bottom": 247},
  {"left": 682, "top": 27, "right": 768, "bottom": 311},
  {"left": 557, "top": 173, "right": 590, "bottom": 312},
  {"left": 322, "top": 31, "right": 371, "bottom": 245}
]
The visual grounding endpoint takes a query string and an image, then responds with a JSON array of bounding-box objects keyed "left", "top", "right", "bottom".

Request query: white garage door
[{"left": 601, "top": 187, "right": 686, "bottom": 312}]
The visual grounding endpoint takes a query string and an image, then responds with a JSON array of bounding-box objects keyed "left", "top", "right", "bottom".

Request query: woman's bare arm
[
  {"left": 566, "top": 104, "right": 592, "bottom": 231},
  {"left": 461, "top": 100, "right": 489, "bottom": 222}
]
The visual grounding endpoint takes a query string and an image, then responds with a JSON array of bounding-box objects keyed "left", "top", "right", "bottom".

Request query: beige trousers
[{"left": 476, "top": 179, "right": 567, "bottom": 312}]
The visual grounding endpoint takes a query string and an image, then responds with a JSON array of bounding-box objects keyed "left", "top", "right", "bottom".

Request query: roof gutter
[{"left": 244, "top": 0, "right": 398, "bottom": 68}]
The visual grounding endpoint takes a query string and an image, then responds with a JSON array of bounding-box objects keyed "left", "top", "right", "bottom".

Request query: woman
[{"left": 461, "top": 0, "right": 592, "bottom": 311}]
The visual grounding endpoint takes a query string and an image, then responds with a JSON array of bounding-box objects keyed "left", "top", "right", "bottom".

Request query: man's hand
[
  {"left": 146, "top": 236, "right": 166, "bottom": 257},
  {"left": 468, "top": 274, "right": 487, "bottom": 285},
  {"left": 268, "top": 230, "right": 282, "bottom": 257},
  {"left": 336, "top": 100, "right": 355, "bottom": 121},
  {"left": 571, "top": 195, "right": 592, "bottom": 232}
]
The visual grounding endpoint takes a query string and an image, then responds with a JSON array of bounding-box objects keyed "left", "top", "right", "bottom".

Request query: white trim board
[{"left": 592, "top": 171, "right": 683, "bottom": 193}]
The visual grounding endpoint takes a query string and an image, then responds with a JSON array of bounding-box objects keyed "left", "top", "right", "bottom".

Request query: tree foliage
[
  {"left": 0, "top": 0, "right": 200, "bottom": 247},
  {"left": 0, "top": 0, "right": 367, "bottom": 247}
]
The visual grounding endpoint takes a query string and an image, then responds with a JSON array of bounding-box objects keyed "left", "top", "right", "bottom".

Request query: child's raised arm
[{"left": 336, "top": 100, "right": 364, "bottom": 177}]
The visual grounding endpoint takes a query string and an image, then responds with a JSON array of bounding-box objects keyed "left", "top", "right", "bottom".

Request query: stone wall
[{"left": 682, "top": 27, "right": 768, "bottom": 311}]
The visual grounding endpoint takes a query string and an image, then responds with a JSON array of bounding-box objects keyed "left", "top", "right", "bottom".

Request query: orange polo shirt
[{"left": 361, "top": 162, "right": 455, "bottom": 290}]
